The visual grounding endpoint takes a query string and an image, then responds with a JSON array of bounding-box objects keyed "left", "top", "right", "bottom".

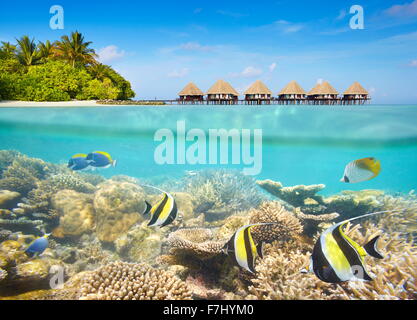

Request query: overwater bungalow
[
  {"left": 277, "top": 80, "right": 307, "bottom": 105},
  {"left": 307, "top": 81, "right": 339, "bottom": 105},
  {"left": 244, "top": 80, "right": 272, "bottom": 105},
  {"left": 206, "top": 80, "right": 239, "bottom": 105},
  {"left": 342, "top": 81, "right": 370, "bottom": 105},
  {"left": 178, "top": 82, "right": 204, "bottom": 104}
]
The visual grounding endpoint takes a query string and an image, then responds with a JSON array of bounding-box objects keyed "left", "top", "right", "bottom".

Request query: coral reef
[
  {"left": 78, "top": 261, "right": 192, "bottom": 300},
  {"left": 114, "top": 224, "right": 162, "bottom": 262},
  {"left": 166, "top": 228, "right": 226, "bottom": 260},
  {"left": 257, "top": 179, "right": 325, "bottom": 207},
  {"left": 93, "top": 180, "right": 146, "bottom": 242},
  {"left": 51, "top": 190, "right": 95, "bottom": 238},
  {"left": 248, "top": 201, "right": 303, "bottom": 244},
  {"left": 247, "top": 220, "right": 417, "bottom": 300},
  {"left": 185, "top": 169, "right": 264, "bottom": 221},
  {"left": 0, "top": 190, "right": 21, "bottom": 209}
]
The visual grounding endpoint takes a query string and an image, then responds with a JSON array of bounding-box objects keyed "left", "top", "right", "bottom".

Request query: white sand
[{"left": 0, "top": 100, "right": 102, "bottom": 107}]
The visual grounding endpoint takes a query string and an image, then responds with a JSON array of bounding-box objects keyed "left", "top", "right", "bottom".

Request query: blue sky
[{"left": 1, "top": 0, "right": 417, "bottom": 103}]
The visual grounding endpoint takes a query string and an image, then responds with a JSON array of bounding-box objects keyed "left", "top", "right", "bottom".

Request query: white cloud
[
  {"left": 283, "top": 25, "right": 304, "bottom": 33},
  {"left": 409, "top": 59, "right": 417, "bottom": 67},
  {"left": 98, "top": 45, "right": 125, "bottom": 63},
  {"left": 217, "top": 10, "right": 248, "bottom": 18},
  {"left": 316, "top": 78, "right": 324, "bottom": 85},
  {"left": 269, "top": 62, "right": 277, "bottom": 72},
  {"left": 179, "top": 42, "right": 214, "bottom": 52},
  {"left": 230, "top": 66, "right": 263, "bottom": 78},
  {"left": 385, "top": 0, "right": 417, "bottom": 17},
  {"left": 167, "top": 68, "right": 189, "bottom": 78},
  {"left": 336, "top": 9, "right": 347, "bottom": 20}
]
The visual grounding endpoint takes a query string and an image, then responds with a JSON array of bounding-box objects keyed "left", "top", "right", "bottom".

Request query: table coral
[
  {"left": 78, "top": 261, "right": 192, "bottom": 300},
  {"left": 256, "top": 179, "right": 325, "bottom": 207}
]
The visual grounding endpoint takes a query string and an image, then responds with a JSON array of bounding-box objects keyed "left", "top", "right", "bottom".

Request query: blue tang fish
[
  {"left": 86, "top": 151, "right": 117, "bottom": 169},
  {"left": 68, "top": 153, "right": 90, "bottom": 171},
  {"left": 25, "top": 233, "right": 51, "bottom": 258}
]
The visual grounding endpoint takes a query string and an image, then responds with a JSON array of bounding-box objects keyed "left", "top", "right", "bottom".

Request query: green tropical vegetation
[{"left": 0, "top": 31, "right": 135, "bottom": 101}]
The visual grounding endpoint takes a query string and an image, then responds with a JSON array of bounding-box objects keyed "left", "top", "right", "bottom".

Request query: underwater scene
[{"left": 0, "top": 105, "right": 416, "bottom": 300}]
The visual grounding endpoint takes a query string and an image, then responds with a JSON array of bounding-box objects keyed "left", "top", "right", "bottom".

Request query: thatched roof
[
  {"left": 278, "top": 80, "right": 306, "bottom": 95},
  {"left": 308, "top": 81, "right": 338, "bottom": 95},
  {"left": 307, "top": 83, "right": 322, "bottom": 95},
  {"left": 244, "top": 80, "right": 272, "bottom": 95},
  {"left": 206, "top": 80, "right": 239, "bottom": 96},
  {"left": 178, "top": 82, "right": 204, "bottom": 96},
  {"left": 343, "top": 81, "right": 368, "bottom": 95}
]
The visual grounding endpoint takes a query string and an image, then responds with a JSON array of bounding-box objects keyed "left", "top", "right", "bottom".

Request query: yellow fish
[{"left": 340, "top": 157, "right": 381, "bottom": 183}]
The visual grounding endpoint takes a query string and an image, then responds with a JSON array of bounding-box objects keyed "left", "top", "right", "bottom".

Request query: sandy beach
[{"left": 0, "top": 100, "right": 103, "bottom": 107}]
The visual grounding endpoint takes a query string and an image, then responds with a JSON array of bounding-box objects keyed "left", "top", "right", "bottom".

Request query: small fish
[
  {"left": 25, "top": 233, "right": 51, "bottom": 258},
  {"left": 141, "top": 185, "right": 177, "bottom": 227},
  {"left": 340, "top": 157, "right": 381, "bottom": 183},
  {"left": 68, "top": 153, "right": 90, "bottom": 171},
  {"left": 86, "top": 151, "right": 117, "bottom": 169},
  {"left": 306, "top": 210, "right": 394, "bottom": 283},
  {"left": 223, "top": 223, "right": 272, "bottom": 273}
]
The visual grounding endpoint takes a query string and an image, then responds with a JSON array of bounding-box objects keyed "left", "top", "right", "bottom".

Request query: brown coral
[
  {"left": 93, "top": 181, "right": 145, "bottom": 242},
  {"left": 257, "top": 179, "right": 325, "bottom": 207},
  {"left": 78, "top": 261, "right": 192, "bottom": 300},
  {"left": 248, "top": 201, "right": 303, "bottom": 243},
  {"left": 166, "top": 228, "right": 226, "bottom": 259},
  {"left": 51, "top": 190, "right": 95, "bottom": 237}
]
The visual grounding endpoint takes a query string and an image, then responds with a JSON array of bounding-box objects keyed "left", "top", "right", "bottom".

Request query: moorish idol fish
[
  {"left": 25, "top": 233, "right": 51, "bottom": 258},
  {"left": 68, "top": 154, "right": 91, "bottom": 171},
  {"left": 306, "top": 210, "right": 398, "bottom": 283},
  {"left": 141, "top": 185, "right": 177, "bottom": 227},
  {"left": 223, "top": 223, "right": 274, "bottom": 273},
  {"left": 340, "top": 157, "right": 381, "bottom": 183},
  {"left": 86, "top": 151, "right": 117, "bottom": 169}
]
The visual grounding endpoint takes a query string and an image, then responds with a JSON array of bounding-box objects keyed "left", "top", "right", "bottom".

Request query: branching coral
[
  {"left": 247, "top": 219, "right": 417, "bottom": 300},
  {"left": 0, "top": 150, "right": 21, "bottom": 177},
  {"left": 78, "top": 261, "right": 192, "bottom": 300},
  {"left": 185, "top": 169, "right": 264, "bottom": 221},
  {"left": 248, "top": 201, "right": 303, "bottom": 244}
]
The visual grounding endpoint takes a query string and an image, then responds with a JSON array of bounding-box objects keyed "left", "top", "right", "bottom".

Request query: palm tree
[
  {"left": 54, "top": 31, "right": 97, "bottom": 67},
  {"left": 15, "top": 36, "right": 41, "bottom": 67},
  {"left": 87, "top": 63, "right": 110, "bottom": 81},
  {"left": 0, "top": 41, "right": 17, "bottom": 57},
  {"left": 38, "top": 40, "right": 55, "bottom": 62}
]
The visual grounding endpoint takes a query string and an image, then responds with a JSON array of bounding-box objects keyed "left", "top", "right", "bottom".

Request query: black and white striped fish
[
  {"left": 223, "top": 223, "right": 274, "bottom": 273},
  {"left": 141, "top": 185, "right": 177, "bottom": 227},
  {"left": 306, "top": 210, "right": 397, "bottom": 283}
]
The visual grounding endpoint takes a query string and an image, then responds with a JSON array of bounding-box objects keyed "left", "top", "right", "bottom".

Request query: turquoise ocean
[{"left": 0, "top": 104, "right": 416, "bottom": 195}]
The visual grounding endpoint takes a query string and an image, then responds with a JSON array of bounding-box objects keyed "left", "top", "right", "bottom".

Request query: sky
[{"left": 0, "top": 0, "right": 417, "bottom": 103}]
